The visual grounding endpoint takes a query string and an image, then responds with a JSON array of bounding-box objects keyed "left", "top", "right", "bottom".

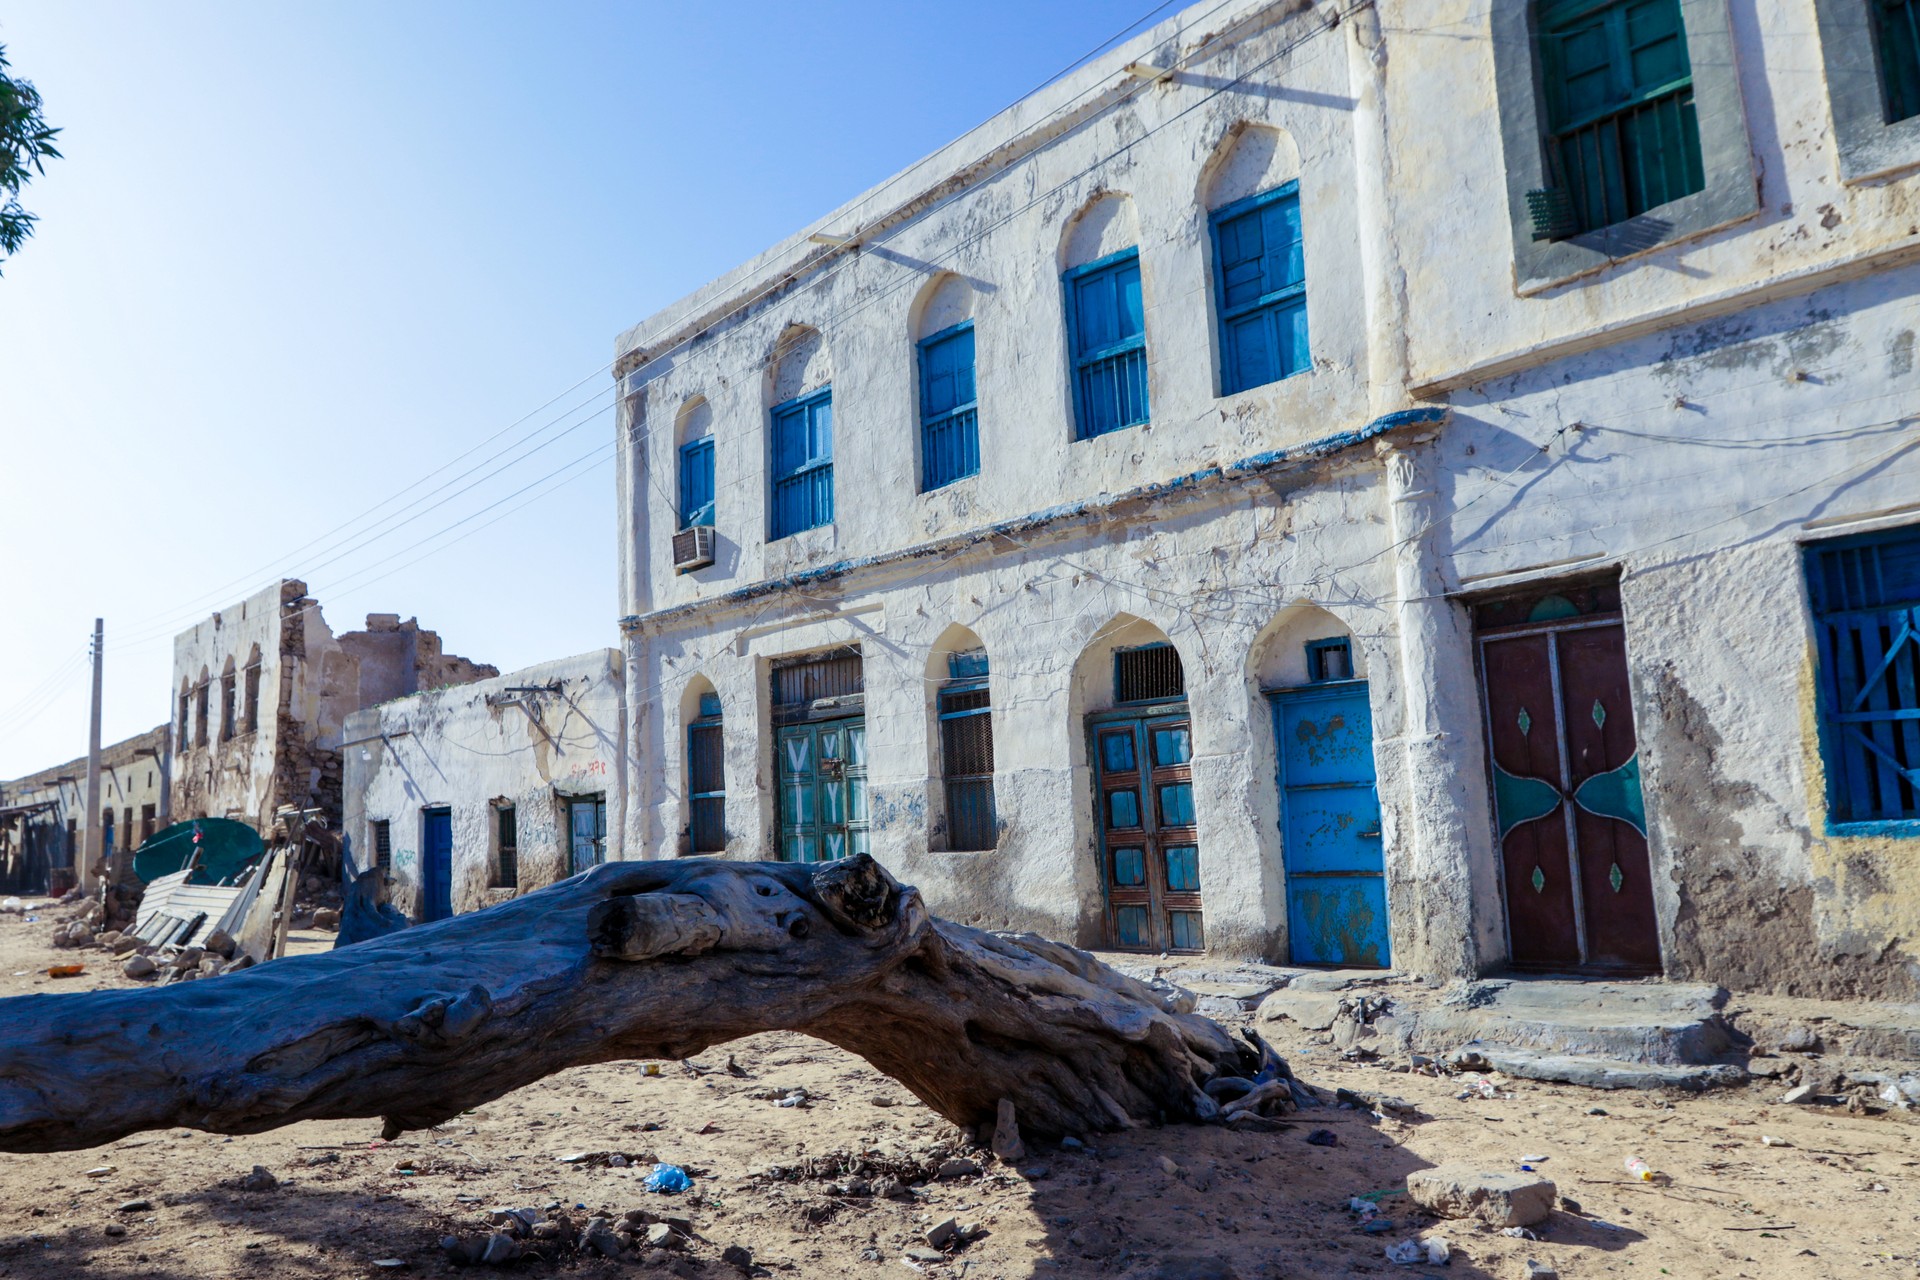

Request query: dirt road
[{"left": 0, "top": 901, "right": 1912, "bottom": 1280}]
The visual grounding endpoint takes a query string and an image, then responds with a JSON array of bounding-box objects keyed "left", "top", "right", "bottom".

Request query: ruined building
[
  {"left": 0, "top": 724, "right": 170, "bottom": 895},
  {"left": 171, "top": 580, "right": 496, "bottom": 833},
  {"left": 606, "top": 0, "right": 1920, "bottom": 999}
]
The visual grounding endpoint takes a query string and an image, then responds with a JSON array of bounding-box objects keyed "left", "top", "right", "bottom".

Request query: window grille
[
  {"left": 1210, "top": 184, "right": 1309, "bottom": 394},
  {"left": 919, "top": 323, "right": 980, "bottom": 491},
  {"left": 220, "top": 674, "right": 237, "bottom": 740},
  {"left": 770, "top": 388, "right": 834, "bottom": 538},
  {"left": 1533, "top": 0, "right": 1705, "bottom": 237},
  {"left": 1307, "top": 637, "right": 1353, "bottom": 682},
  {"left": 1806, "top": 525, "right": 1920, "bottom": 825},
  {"left": 372, "top": 819, "right": 392, "bottom": 872},
  {"left": 1114, "top": 642, "right": 1185, "bottom": 704},
  {"left": 1065, "top": 249, "right": 1149, "bottom": 439},
  {"left": 771, "top": 648, "right": 864, "bottom": 709},
  {"left": 688, "top": 712, "right": 726, "bottom": 853},
  {"left": 939, "top": 666, "right": 996, "bottom": 850}
]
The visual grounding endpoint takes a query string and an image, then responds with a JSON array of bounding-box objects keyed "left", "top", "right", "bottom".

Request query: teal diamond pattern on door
[
  {"left": 1572, "top": 752, "right": 1647, "bottom": 837},
  {"left": 1492, "top": 762, "right": 1562, "bottom": 838}
]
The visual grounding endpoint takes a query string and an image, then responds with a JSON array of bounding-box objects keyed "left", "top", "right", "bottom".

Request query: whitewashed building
[
  {"left": 342, "top": 651, "right": 627, "bottom": 921},
  {"left": 609, "top": 0, "right": 1920, "bottom": 999}
]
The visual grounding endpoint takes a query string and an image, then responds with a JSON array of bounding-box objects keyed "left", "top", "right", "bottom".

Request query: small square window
[{"left": 1306, "top": 637, "right": 1353, "bottom": 682}]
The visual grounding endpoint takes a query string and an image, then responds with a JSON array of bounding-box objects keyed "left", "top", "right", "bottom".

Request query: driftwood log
[{"left": 0, "top": 855, "right": 1265, "bottom": 1153}]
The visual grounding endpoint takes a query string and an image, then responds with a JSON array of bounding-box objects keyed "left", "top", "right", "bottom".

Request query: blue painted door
[
  {"left": 776, "top": 718, "right": 868, "bottom": 862},
  {"left": 1272, "top": 683, "right": 1388, "bottom": 967},
  {"left": 421, "top": 807, "right": 453, "bottom": 922}
]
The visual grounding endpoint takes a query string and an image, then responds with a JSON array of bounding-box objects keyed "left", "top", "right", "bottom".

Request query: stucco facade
[
  {"left": 171, "top": 580, "right": 496, "bottom": 835},
  {"left": 342, "top": 650, "right": 629, "bottom": 922},
  {"left": 0, "top": 725, "right": 171, "bottom": 894},
  {"left": 608, "top": 0, "right": 1920, "bottom": 997}
]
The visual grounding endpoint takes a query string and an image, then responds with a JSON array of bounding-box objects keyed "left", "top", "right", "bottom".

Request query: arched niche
[
  {"left": 1071, "top": 613, "right": 1184, "bottom": 718},
  {"left": 1251, "top": 601, "right": 1364, "bottom": 690},
  {"left": 766, "top": 324, "right": 832, "bottom": 406},
  {"left": 679, "top": 672, "right": 718, "bottom": 729},
  {"left": 912, "top": 273, "right": 976, "bottom": 341},
  {"left": 675, "top": 396, "right": 713, "bottom": 446},
  {"left": 1200, "top": 122, "right": 1302, "bottom": 212},
  {"left": 1060, "top": 192, "right": 1141, "bottom": 273}
]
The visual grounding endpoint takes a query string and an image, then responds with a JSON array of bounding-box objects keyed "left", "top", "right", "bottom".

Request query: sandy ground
[{"left": 0, "top": 901, "right": 1916, "bottom": 1280}]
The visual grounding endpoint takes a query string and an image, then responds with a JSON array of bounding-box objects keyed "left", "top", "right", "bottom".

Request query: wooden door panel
[{"left": 1481, "top": 634, "right": 1581, "bottom": 969}]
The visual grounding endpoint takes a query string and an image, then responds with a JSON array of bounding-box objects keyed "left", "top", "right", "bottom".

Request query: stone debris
[
  {"left": 1405, "top": 1165, "right": 1556, "bottom": 1228},
  {"left": 115, "top": 1198, "right": 151, "bottom": 1213},
  {"left": 1782, "top": 1084, "right": 1817, "bottom": 1104},
  {"left": 233, "top": 1165, "right": 279, "bottom": 1192},
  {"left": 991, "top": 1097, "right": 1026, "bottom": 1163}
]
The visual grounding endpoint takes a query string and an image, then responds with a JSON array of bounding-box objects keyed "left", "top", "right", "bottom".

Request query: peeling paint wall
[
  {"left": 343, "top": 650, "right": 628, "bottom": 921},
  {"left": 605, "top": 0, "right": 1920, "bottom": 993}
]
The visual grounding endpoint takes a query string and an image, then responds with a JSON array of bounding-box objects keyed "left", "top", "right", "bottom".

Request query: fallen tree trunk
[{"left": 0, "top": 855, "right": 1262, "bottom": 1153}]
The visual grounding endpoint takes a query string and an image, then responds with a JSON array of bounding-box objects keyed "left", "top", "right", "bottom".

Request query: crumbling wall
[{"left": 342, "top": 650, "right": 626, "bottom": 922}]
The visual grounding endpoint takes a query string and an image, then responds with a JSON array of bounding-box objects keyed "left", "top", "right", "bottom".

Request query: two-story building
[{"left": 611, "top": 0, "right": 1920, "bottom": 999}]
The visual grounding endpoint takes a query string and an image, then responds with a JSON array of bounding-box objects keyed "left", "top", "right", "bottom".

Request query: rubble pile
[
  {"left": 48, "top": 902, "right": 256, "bottom": 984},
  {"left": 440, "top": 1203, "right": 720, "bottom": 1270},
  {"left": 289, "top": 872, "right": 343, "bottom": 932}
]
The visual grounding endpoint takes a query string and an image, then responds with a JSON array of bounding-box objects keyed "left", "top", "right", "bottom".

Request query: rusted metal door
[
  {"left": 1094, "top": 714, "right": 1203, "bottom": 951},
  {"left": 1273, "top": 683, "right": 1388, "bottom": 967},
  {"left": 1477, "top": 585, "right": 1659, "bottom": 973}
]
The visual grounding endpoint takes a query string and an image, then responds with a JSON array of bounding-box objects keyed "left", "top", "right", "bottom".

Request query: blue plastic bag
[{"left": 644, "top": 1162, "right": 691, "bottom": 1194}]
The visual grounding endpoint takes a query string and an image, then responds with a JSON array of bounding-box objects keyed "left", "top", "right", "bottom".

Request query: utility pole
[{"left": 82, "top": 618, "right": 103, "bottom": 894}]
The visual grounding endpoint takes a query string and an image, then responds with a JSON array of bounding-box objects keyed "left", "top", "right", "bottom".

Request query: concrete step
[
  {"left": 1414, "top": 978, "right": 1738, "bottom": 1066},
  {"left": 1461, "top": 1046, "right": 1748, "bottom": 1091}
]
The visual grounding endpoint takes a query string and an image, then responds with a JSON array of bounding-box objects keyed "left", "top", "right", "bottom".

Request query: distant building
[
  {"left": 171, "top": 579, "right": 496, "bottom": 834},
  {"left": 0, "top": 724, "right": 170, "bottom": 895},
  {"left": 342, "top": 650, "right": 627, "bottom": 921}
]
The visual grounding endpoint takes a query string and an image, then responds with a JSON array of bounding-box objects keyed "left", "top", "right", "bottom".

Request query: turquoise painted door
[
  {"left": 1273, "top": 683, "right": 1388, "bottom": 967},
  {"left": 1093, "top": 713, "right": 1204, "bottom": 952},
  {"left": 777, "top": 718, "right": 868, "bottom": 862}
]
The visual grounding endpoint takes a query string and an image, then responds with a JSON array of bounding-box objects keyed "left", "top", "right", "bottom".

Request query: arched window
[
  {"left": 1203, "top": 125, "right": 1308, "bottom": 394},
  {"left": 767, "top": 325, "right": 834, "bottom": 538},
  {"left": 219, "top": 657, "right": 238, "bottom": 741},
  {"left": 928, "top": 626, "right": 996, "bottom": 850},
  {"left": 1060, "top": 194, "right": 1147, "bottom": 439},
  {"left": 676, "top": 397, "right": 715, "bottom": 530},
  {"left": 912, "top": 275, "right": 979, "bottom": 491},
  {"left": 684, "top": 678, "right": 725, "bottom": 853},
  {"left": 242, "top": 644, "right": 263, "bottom": 733}
]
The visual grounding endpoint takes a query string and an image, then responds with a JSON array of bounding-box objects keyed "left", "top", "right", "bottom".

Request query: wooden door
[
  {"left": 777, "top": 718, "right": 868, "bottom": 863},
  {"left": 1273, "top": 683, "right": 1389, "bottom": 967},
  {"left": 1094, "top": 714, "right": 1203, "bottom": 951},
  {"left": 1480, "top": 606, "right": 1659, "bottom": 973}
]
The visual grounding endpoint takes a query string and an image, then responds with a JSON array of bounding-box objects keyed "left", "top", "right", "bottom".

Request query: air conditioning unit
[{"left": 672, "top": 525, "right": 716, "bottom": 573}]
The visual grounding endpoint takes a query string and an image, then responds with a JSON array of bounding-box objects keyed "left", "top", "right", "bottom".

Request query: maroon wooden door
[{"left": 1478, "top": 592, "right": 1660, "bottom": 974}]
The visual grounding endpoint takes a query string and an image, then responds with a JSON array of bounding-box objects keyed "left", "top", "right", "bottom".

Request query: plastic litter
[
  {"left": 1877, "top": 1076, "right": 1920, "bottom": 1109},
  {"left": 47, "top": 964, "right": 84, "bottom": 978},
  {"left": 1624, "top": 1156, "right": 1657, "bottom": 1182},
  {"left": 1520, "top": 1154, "right": 1548, "bottom": 1162},
  {"left": 1384, "top": 1236, "right": 1450, "bottom": 1266},
  {"left": 1457, "top": 1077, "right": 1500, "bottom": 1100},
  {"left": 0, "top": 896, "right": 22, "bottom": 914},
  {"left": 1501, "top": 1226, "right": 1539, "bottom": 1240},
  {"left": 1347, "top": 1196, "right": 1379, "bottom": 1220},
  {"left": 644, "top": 1163, "right": 692, "bottom": 1194},
  {"left": 1761, "top": 1135, "right": 1791, "bottom": 1147}
]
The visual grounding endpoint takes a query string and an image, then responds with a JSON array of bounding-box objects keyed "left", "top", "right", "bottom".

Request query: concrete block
[{"left": 1405, "top": 1164, "right": 1556, "bottom": 1227}]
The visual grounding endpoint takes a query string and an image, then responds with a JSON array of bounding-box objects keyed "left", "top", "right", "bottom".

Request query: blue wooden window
[
  {"left": 1064, "top": 248, "right": 1148, "bottom": 439},
  {"left": 1875, "top": 0, "right": 1920, "bottom": 124},
  {"left": 919, "top": 323, "right": 979, "bottom": 491},
  {"left": 678, "top": 437, "right": 714, "bottom": 529},
  {"left": 1210, "top": 184, "right": 1308, "bottom": 394},
  {"left": 769, "top": 387, "right": 833, "bottom": 539},
  {"left": 1536, "top": 0, "right": 1704, "bottom": 236},
  {"left": 1306, "top": 637, "right": 1354, "bottom": 682},
  {"left": 938, "top": 649, "right": 996, "bottom": 850},
  {"left": 688, "top": 694, "right": 725, "bottom": 853},
  {"left": 1806, "top": 525, "right": 1920, "bottom": 829}
]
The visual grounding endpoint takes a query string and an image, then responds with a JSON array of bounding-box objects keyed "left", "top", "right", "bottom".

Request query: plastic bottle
[{"left": 1624, "top": 1156, "right": 1655, "bottom": 1181}]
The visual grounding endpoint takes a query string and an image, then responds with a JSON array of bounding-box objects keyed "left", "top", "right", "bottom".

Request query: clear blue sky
[{"left": 0, "top": 1, "right": 1174, "bottom": 779}]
